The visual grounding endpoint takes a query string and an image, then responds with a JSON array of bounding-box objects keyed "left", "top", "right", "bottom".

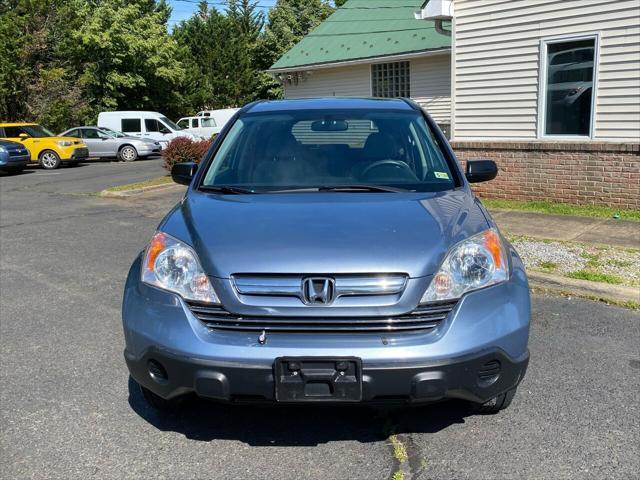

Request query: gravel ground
[{"left": 510, "top": 237, "right": 640, "bottom": 286}]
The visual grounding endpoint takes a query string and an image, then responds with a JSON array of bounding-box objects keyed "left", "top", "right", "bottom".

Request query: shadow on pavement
[
  {"left": 0, "top": 169, "right": 35, "bottom": 176},
  {"left": 127, "top": 377, "right": 470, "bottom": 445}
]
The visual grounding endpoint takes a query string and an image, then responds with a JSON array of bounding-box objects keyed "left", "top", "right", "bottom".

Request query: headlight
[
  {"left": 0, "top": 146, "right": 6, "bottom": 153},
  {"left": 421, "top": 229, "right": 508, "bottom": 303},
  {"left": 141, "top": 232, "right": 220, "bottom": 304},
  {"left": 57, "top": 141, "right": 73, "bottom": 147}
]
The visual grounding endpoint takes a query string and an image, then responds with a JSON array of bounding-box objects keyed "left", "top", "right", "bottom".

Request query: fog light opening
[
  {"left": 477, "top": 360, "right": 501, "bottom": 387},
  {"left": 148, "top": 359, "right": 169, "bottom": 384}
]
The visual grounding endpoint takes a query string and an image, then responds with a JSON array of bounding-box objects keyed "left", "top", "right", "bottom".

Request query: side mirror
[
  {"left": 18, "top": 133, "right": 29, "bottom": 140},
  {"left": 465, "top": 160, "right": 498, "bottom": 183},
  {"left": 171, "top": 162, "right": 198, "bottom": 186}
]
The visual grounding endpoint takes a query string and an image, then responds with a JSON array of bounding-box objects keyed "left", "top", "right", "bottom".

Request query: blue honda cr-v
[{"left": 123, "top": 98, "right": 530, "bottom": 413}]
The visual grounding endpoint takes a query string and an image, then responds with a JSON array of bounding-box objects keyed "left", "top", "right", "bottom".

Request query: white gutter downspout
[{"left": 415, "top": 0, "right": 455, "bottom": 138}]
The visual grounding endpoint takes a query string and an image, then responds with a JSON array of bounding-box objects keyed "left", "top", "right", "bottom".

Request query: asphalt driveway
[{"left": 1, "top": 161, "right": 638, "bottom": 479}]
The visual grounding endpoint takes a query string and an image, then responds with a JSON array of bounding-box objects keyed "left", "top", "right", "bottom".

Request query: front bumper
[
  {"left": 123, "top": 252, "right": 531, "bottom": 405},
  {"left": 125, "top": 346, "right": 528, "bottom": 404},
  {"left": 0, "top": 152, "right": 29, "bottom": 168},
  {"left": 70, "top": 147, "right": 89, "bottom": 161},
  {"left": 137, "top": 145, "right": 161, "bottom": 156}
]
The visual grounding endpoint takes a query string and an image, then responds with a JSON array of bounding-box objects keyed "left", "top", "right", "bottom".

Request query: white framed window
[
  {"left": 538, "top": 33, "right": 600, "bottom": 139},
  {"left": 371, "top": 61, "right": 411, "bottom": 98}
]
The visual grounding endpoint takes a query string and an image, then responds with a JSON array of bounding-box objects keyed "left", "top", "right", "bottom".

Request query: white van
[
  {"left": 176, "top": 116, "right": 221, "bottom": 138},
  {"left": 97, "top": 111, "right": 204, "bottom": 149},
  {"left": 195, "top": 108, "right": 239, "bottom": 127}
]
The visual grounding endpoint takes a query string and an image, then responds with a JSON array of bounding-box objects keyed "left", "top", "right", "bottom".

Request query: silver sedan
[{"left": 59, "top": 126, "right": 161, "bottom": 162}]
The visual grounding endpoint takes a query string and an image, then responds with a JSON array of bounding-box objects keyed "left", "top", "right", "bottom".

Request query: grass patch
[
  {"left": 482, "top": 199, "right": 640, "bottom": 222},
  {"left": 538, "top": 261, "right": 558, "bottom": 271},
  {"left": 389, "top": 434, "right": 408, "bottom": 463},
  {"left": 611, "top": 259, "right": 633, "bottom": 268},
  {"left": 567, "top": 270, "right": 624, "bottom": 285},
  {"left": 391, "top": 472, "right": 405, "bottom": 480},
  {"left": 580, "top": 252, "right": 602, "bottom": 268},
  {"left": 103, "top": 175, "right": 173, "bottom": 193}
]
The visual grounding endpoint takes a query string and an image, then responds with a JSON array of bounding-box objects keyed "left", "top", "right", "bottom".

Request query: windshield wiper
[
  {"left": 200, "top": 185, "right": 254, "bottom": 194},
  {"left": 318, "top": 185, "right": 410, "bottom": 193}
]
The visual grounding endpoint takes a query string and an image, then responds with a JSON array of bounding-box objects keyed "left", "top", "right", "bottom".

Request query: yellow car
[{"left": 0, "top": 123, "right": 89, "bottom": 169}]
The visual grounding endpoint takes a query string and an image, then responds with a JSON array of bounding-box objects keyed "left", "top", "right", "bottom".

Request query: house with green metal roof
[{"left": 269, "top": 0, "right": 452, "bottom": 132}]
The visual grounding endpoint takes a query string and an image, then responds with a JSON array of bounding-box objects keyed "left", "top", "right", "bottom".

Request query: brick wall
[{"left": 451, "top": 141, "right": 640, "bottom": 209}]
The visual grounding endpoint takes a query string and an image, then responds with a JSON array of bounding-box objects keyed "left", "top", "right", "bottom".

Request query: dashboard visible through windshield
[{"left": 201, "top": 110, "right": 457, "bottom": 193}]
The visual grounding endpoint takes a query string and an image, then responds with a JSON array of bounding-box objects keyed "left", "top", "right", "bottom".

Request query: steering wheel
[{"left": 361, "top": 160, "right": 416, "bottom": 180}]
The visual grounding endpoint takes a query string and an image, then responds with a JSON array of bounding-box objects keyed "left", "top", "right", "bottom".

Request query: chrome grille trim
[
  {"left": 186, "top": 300, "right": 457, "bottom": 333},
  {"left": 232, "top": 274, "right": 407, "bottom": 299}
]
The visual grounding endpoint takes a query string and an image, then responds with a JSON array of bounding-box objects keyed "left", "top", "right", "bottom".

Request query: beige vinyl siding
[
  {"left": 411, "top": 54, "right": 451, "bottom": 124},
  {"left": 282, "top": 54, "right": 452, "bottom": 124},
  {"left": 283, "top": 64, "right": 371, "bottom": 99},
  {"left": 453, "top": 0, "right": 640, "bottom": 142}
]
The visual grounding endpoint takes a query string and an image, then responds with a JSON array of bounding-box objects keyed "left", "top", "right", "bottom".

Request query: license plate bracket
[{"left": 274, "top": 357, "right": 362, "bottom": 402}]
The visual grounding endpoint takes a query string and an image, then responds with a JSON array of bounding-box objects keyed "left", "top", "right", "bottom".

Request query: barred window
[{"left": 371, "top": 61, "right": 410, "bottom": 98}]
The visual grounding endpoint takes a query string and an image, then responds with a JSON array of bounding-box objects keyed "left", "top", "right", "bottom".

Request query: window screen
[
  {"left": 121, "top": 119, "right": 141, "bottom": 132},
  {"left": 371, "top": 61, "right": 410, "bottom": 98},
  {"left": 544, "top": 38, "right": 595, "bottom": 136}
]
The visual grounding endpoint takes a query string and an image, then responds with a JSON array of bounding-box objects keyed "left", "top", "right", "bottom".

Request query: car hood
[
  {"left": 0, "top": 140, "right": 27, "bottom": 150},
  {"left": 161, "top": 190, "right": 490, "bottom": 279},
  {"left": 49, "top": 136, "right": 85, "bottom": 144}
]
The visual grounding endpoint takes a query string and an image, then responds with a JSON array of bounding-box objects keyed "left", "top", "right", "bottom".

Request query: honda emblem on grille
[{"left": 302, "top": 277, "right": 335, "bottom": 305}]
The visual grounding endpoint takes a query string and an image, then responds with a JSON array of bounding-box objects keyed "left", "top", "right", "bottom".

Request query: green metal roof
[{"left": 270, "top": 0, "right": 451, "bottom": 71}]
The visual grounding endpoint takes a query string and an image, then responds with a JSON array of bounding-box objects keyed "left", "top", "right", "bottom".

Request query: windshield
[
  {"left": 99, "top": 127, "right": 126, "bottom": 138},
  {"left": 200, "top": 110, "right": 456, "bottom": 192},
  {"left": 22, "top": 125, "right": 55, "bottom": 138},
  {"left": 160, "top": 116, "right": 182, "bottom": 131}
]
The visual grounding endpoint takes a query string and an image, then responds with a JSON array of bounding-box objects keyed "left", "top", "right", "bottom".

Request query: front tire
[
  {"left": 39, "top": 150, "right": 61, "bottom": 170},
  {"left": 470, "top": 387, "right": 517, "bottom": 414},
  {"left": 119, "top": 145, "right": 138, "bottom": 162}
]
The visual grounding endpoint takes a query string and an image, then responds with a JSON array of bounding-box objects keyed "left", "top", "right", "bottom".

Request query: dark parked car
[
  {"left": 123, "top": 98, "right": 530, "bottom": 413},
  {"left": 0, "top": 139, "right": 30, "bottom": 174}
]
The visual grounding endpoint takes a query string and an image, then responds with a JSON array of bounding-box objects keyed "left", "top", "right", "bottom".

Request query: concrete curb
[
  {"left": 99, "top": 182, "right": 182, "bottom": 198},
  {"left": 528, "top": 270, "right": 639, "bottom": 305}
]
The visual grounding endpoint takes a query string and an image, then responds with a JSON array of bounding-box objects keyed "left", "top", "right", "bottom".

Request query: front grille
[
  {"left": 9, "top": 149, "right": 28, "bottom": 157},
  {"left": 186, "top": 301, "right": 457, "bottom": 333}
]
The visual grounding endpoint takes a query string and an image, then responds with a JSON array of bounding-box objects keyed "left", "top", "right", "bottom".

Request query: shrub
[{"left": 162, "top": 137, "right": 214, "bottom": 171}]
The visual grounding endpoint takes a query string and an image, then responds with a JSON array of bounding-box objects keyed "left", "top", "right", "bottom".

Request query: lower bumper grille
[
  {"left": 73, "top": 147, "right": 89, "bottom": 159},
  {"left": 9, "top": 150, "right": 28, "bottom": 157},
  {"left": 185, "top": 301, "right": 457, "bottom": 333}
]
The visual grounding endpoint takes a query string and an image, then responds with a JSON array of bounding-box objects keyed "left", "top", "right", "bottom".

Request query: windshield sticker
[{"left": 434, "top": 171, "right": 450, "bottom": 180}]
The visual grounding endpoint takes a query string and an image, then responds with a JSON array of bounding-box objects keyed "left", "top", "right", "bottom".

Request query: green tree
[
  {"left": 173, "top": 0, "right": 267, "bottom": 111},
  {"left": 255, "top": 0, "right": 335, "bottom": 98},
  {"left": 0, "top": 0, "right": 90, "bottom": 130},
  {"left": 70, "top": 0, "right": 185, "bottom": 118}
]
